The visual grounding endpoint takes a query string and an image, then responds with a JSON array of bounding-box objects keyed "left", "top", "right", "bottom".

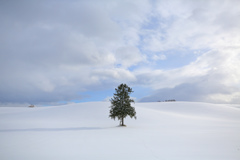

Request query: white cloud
[
  {"left": 141, "top": 0, "right": 240, "bottom": 52},
  {"left": 134, "top": 0, "right": 240, "bottom": 103},
  {"left": 92, "top": 68, "right": 136, "bottom": 83},
  {"left": 152, "top": 54, "right": 167, "bottom": 61},
  {"left": 115, "top": 46, "right": 146, "bottom": 68},
  {"left": 139, "top": 47, "right": 240, "bottom": 103}
]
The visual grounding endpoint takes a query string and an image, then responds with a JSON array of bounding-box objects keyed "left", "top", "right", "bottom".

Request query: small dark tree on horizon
[{"left": 109, "top": 83, "right": 136, "bottom": 126}]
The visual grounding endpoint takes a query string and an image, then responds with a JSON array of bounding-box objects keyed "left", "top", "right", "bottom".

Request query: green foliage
[{"left": 109, "top": 83, "right": 136, "bottom": 126}]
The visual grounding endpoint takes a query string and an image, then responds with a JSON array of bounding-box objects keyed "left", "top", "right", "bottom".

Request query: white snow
[{"left": 0, "top": 101, "right": 240, "bottom": 160}]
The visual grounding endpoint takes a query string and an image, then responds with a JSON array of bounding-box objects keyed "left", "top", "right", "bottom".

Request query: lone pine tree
[{"left": 109, "top": 83, "right": 136, "bottom": 126}]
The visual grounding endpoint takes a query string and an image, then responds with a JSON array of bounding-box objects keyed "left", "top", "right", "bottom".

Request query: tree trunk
[{"left": 121, "top": 117, "right": 124, "bottom": 126}]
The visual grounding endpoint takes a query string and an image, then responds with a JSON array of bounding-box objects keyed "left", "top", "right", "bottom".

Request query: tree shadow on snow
[{"left": 0, "top": 127, "right": 104, "bottom": 132}]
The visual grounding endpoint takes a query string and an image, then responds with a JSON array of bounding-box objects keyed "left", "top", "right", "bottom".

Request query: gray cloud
[
  {"left": 140, "top": 81, "right": 240, "bottom": 103},
  {"left": 0, "top": 0, "right": 147, "bottom": 104}
]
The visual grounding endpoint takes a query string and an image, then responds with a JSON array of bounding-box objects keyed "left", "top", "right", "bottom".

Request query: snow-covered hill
[{"left": 0, "top": 102, "right": 240, "bottom": 160}]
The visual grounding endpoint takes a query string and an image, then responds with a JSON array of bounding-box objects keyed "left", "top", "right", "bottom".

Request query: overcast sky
[{"left": 1, "top": 0, "right": 240, "bottom": 105}]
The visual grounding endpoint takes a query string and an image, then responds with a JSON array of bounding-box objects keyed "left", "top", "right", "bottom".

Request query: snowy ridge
[{"left": 0, "top": 102, "right": 240, "bottom": 160}]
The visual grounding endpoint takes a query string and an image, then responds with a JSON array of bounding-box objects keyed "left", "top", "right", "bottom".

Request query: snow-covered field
[{"left": 0, "top": 102, "right": 240, "bottom": 160}]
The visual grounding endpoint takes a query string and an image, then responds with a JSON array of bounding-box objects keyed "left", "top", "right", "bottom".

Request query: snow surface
[{"left": 0, "top": 102, "right": 240, "bottom": 160}]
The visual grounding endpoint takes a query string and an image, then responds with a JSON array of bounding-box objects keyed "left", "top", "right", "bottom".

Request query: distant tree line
[{"left": 158, "top": 99, "right": 176, "bottom": 102}]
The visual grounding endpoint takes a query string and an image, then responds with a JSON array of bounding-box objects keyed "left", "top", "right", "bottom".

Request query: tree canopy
[{"left": 109, "top": 83, "right": 136, "bottom": 126}]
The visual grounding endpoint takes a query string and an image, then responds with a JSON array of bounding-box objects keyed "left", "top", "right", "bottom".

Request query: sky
[{"left": 0, "top": 0, "right": 240, "bottom": 106}]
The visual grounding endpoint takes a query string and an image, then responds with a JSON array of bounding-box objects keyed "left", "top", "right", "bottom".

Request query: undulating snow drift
[{"left": 0, "top": 102, "right": 240, "bottom": 160}]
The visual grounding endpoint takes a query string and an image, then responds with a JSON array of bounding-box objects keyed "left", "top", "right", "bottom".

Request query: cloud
[
  {"left": 140, "top": 79, "right": 240, "bottom": 104},
  {"left": 0, "top": 0, "right": 151, "bottom": 104},
  {"left": 134, "top": 0, "right": 240, "bottom": 104},
  {"left": 115, "top": 46, "right": 146, "bottom": 68},
  {"left": 0, "top": 0, "right": 240, "bottom": 104},
  {"left": 140, "top": 81, "right": 240, "bottom": 104},
  {"left": 141, "top": 0, "right": 240, "bottom": 52},
  {"left": 139, "top": 47, "right": 240, "bottom": 103},
  {"left": 152, "top": 54, "right": 166, "bottom": 61}
]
